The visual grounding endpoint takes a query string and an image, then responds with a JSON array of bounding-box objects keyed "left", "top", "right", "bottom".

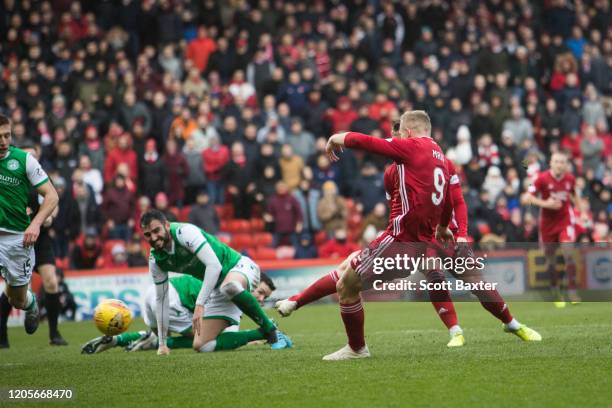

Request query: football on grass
[{"left": 93, "top": 299, "right": 132, "bottom": 336}]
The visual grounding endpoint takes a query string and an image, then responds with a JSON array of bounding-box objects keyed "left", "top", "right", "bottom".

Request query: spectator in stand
[
  {"left": 109, "top": 243, "right": 129, "bottom": 268},
  {"left": 359, "top": 202, "right": 388, "bottom": 239},
  {"left": 79, "top": 154, "right": 103, "bottom": 204},
  {"left": 265, "top": 181, "right": 303, "bottom": 248},
  {"left": 119, "top": 90, "right": 152, "bottom": 136},
  {"left": 477, "top": 134, "right": 501, "bottom": 169},
  {"left": 154, "top": 192, "right": 177, "bottom": 222},
  {"left": 104, "top": 132, "right": 138, "bottom": 184},
  {"left": 126, "top": 234, "right": 147, "bottom": 267},
  {"left": 293, "top": 174, "right": 322, "bottom": 234},
  {"left": 317, "top": 181, "right": 347, "bottom": 236},
  {"left": 162, "top": 138, "right": 189, "bottom": 207},
  {"left": 71, "top": 170, "right": 101, "bottom": 235},
  {"left": 132, "top": 196, "right": 151, "bottom": 236},
  {"left": 169, "top": 107, "right": 198, "bottom": 142},
  {"left": 503, "top": 106, "right": 534, "bottom": 147},
  {"left": 312, "top": 154, "right": 339, "bottom": 188},
  {"left": 352, "top": 161, "right": 386, "bottom": 215},
  {"left": 279, "top": 144, "right": 304, "bottom": 191},
  {"left": 286, "top": 118, "right": 315, "bottom": 161},
  {"left": 325, "top": 96, "right": 358, "bottom": 134},
  {"left": 482, "top": 167, "right": 507, "bottom": 207},
  {"left": 188, "top": 190, "right": 220, "bottom": 234},
  {"left": 319, "top": 229, "right": 360, "bottom": 259},
  {"left": 140, "top": 139, "right": 167, "bottom": 202},
  {"left": 50, "top": 176, "right": 81, "bottom": 259},
  {"left": 183, "top": 137, "right": 207, "bottom": 205},
  {"left": 582, "top": 85, "right": 608, "bottom": 130},
  {"left": 540, "top": 98, "right": 563, "bottom": 151},
  {"left": 186, "top": 26, "right": 217, "bottom": 74},
  {"left": 294, "top": 233, "right": 318, "bottom": 259},
  {"left": 277, "top": 71, "right": 310, "bottom": 118},
  {"left": 225, "top": 142, "right": 256, "bottom": 219},
  {"left": 70, "top": 228, "right": 102, "bottom": 270},
  {"left": 581, "top": 125, "right": 605, "bottom": 175},
  {"left": 254, "top": 164, "right": 280, "bottom": 207},
  {"left": 102, "top": 175, "right": 135, "bottom": 241}
]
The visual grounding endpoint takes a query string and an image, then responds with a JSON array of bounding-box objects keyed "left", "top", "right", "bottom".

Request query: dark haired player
[
  {"left": 522, "top": 151, "right": 580, "bottom": 307},
  {"left": 138, "top": 210, "right": 290, "bottom": 355},
  {"left": 0, "top": 114, "right": 59, "bottom": 345},
  {"left": 0, "top": 144, "right": 67, "bottom": 347}
]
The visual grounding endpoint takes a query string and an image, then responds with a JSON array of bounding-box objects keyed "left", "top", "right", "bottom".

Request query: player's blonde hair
[{"left": 399, "top": 110, "right": 432, "bottom": 137}]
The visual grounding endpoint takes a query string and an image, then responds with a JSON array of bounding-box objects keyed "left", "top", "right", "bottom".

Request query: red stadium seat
[
  {"left": 254, "top": 232, "right": 273, "bottom": 248},
  {"left": 250, "top": 218, "right": 265, "bottom": 232},
  {"left": 226, "top": 219, "right": 250, "bottom": 234},
  {"left": 169, "top": 206, "right": 180, "bottom": 220},
  {"left": 218, "top": 234, "right": 231, "bottom": 245},
  {"left": 219, "top": 220, "right": 230, "bottom": 232},
  {"left": 251, "top": 247, "right": 277, "bottom": 260},
  {"left": 178, "top": 206, "right": 191, "bottom": 222},
  {"left": 230, "top": 233, "right": 254, "bottom": 251}
]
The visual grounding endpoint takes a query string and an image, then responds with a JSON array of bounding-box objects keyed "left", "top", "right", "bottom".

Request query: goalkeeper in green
[{"left": 81, "top": 274, "right": 289, "bottom": 353}]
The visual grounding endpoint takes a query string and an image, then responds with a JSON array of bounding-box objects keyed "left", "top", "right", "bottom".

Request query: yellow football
[{"left": 93, "top": 299, "right": 133, "bottom": 336}]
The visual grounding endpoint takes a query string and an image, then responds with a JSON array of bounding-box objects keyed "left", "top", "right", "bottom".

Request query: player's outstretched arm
[
  {"left": 342, "top": 132, "right": 408, "bottom": 162},
  {"left": 151, "top": 258, "right": 170, "bottom": 355},
  {"left": 192, "top": 244, "right": 223, "bottom": 336},
  {"left": 174, "top": 224, "right": 223, "bottom": 336}
]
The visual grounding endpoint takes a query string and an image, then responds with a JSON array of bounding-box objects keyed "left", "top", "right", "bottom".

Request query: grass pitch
[{"left": 2, "top": 302, "right": 612, "bottom": 408}]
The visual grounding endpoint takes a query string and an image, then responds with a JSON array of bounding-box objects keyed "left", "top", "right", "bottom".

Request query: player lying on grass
[
  {"left": 276, "top": 120, "right": 540, "bottom": 348},
  {"left": 522, "top": 151, "right": 580, "bottom": 307},
  {"left": 82, "top": 274, "right": 291, "bottom": 353},
  {"left": 138, "top": 210, "right": 289, "bottom": 355}
]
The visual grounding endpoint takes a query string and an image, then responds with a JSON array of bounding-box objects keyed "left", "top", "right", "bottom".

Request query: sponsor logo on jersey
[
  {"left": 7, "top": 159, "right": 19, "bottom": 171},
  {"left": 0, "top": 174, "right": 20, "bottom": 186}
]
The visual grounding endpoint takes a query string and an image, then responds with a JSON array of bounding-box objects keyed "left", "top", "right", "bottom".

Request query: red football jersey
[
  {"left": 346, "top": 132, "right": 452, "bottom": 242},
  {"left": 384, "top": 157, "right": 467, "bottom": 239},
  {"left": 529, "top": 170, "right": 576, "bottom": 237}
]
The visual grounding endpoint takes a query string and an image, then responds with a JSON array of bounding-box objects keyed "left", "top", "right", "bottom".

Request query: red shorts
[
  {"left": 541, "top": 225, "right": 575, "bottom": 243},
  {"left": 540, "top": 224, "right": 575, "bottom": 255},
  {"left": 350, "top": 232, "right": 444, "bottom": 286}
]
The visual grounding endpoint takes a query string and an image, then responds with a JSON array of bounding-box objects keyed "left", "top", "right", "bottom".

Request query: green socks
[
  {"left": 167, "top": 336, "right": 193, "bottom": 349},
  {"left": 214, "top": 329, "right": 264, "bottom": 351},
  {"left": 231, "top": 290, "right": 276, "bottom": 333},
  {"left": 25, "top": 290, "right": 36, "bottom": 311},
  {"left": 115, "top": 331, "right": 146, "bottom": 346}
]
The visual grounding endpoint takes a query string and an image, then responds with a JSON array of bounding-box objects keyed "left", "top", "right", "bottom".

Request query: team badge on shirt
[{"left": 7, "top": 159, "right": 19, "bottom": 171}]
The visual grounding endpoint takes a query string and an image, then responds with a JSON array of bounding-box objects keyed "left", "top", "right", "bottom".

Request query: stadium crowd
[{"left": 0, "top": 0, "right": 610, "bottom": 268}]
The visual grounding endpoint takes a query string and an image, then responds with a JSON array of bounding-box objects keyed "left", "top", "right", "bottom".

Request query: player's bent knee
[
  {"left": 196, "top": 340, "right": 216, "bottom": 353},
  {"left": 220, "top": 281, "right": 244, "bottom": 299},
  {"left": 42, "top": 274, "right": 59, "bottom": 293}
]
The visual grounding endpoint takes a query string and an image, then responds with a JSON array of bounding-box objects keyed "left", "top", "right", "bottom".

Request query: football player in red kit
[
  {"left": 276, "top": 121, "right": 541, "bottom": 349},
  {"left": 522, "top": 151, "right": 580, "bottom": 307}
]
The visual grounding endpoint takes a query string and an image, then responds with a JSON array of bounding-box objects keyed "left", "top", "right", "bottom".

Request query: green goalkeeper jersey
[
  {"left": 0, "top": 146, "right": 49, "bottom": 233},
  {"left": 169, "top": 275, "right": 202, "bottom": 312},
  {"left": 149, "top": 222, "right": 241, "bottom": 287}
]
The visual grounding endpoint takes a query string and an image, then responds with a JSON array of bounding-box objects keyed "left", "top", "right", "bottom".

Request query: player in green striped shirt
[
  {"left": 139, "top": 209, "right": 286, "bottom": 355},
  {"left": 0, "top": 114, "right": 59, "bottom": 337}
]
